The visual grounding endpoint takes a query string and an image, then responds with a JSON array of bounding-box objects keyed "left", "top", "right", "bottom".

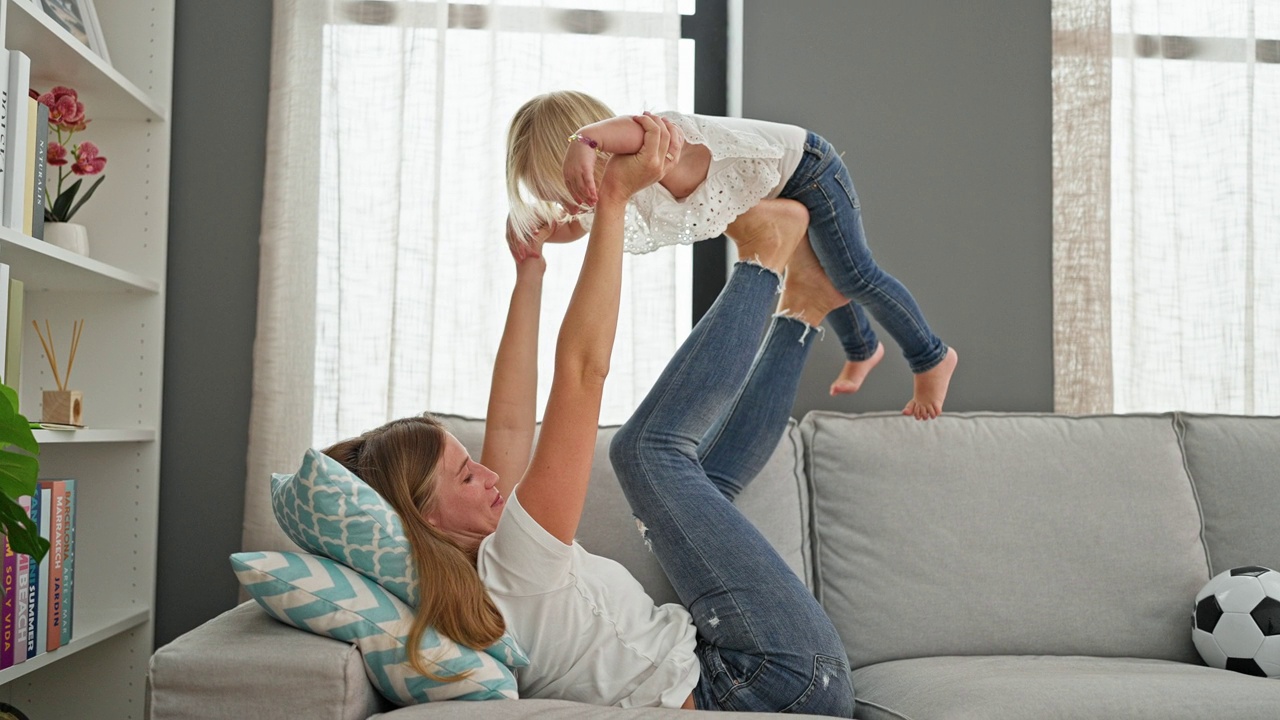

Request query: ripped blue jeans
[{"left": 609, "top": 263, "right": 855, "bottom": 717}]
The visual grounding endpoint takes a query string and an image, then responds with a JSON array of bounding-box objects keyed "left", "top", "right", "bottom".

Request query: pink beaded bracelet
[{"left": 567, "top": 132, "right": 599, "bottom": 149}]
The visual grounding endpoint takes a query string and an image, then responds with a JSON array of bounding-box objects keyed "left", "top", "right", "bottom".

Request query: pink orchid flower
[
  {"left": 40, "top": 85, "right": 109, "bottom": 223},
  {"left": 47, "top": 142, "right": 69, "bottom": 166},
  {"left": 71, "top": 141, "right": 107, "bottom": 176},
  {"left": 37, "top": 86, "right": 87, "bottom": 129}
]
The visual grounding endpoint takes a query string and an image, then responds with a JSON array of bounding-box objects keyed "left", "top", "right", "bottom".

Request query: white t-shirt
[
  {"left": 476, "top": 489, "right": 700, "bottom": 708},
  {"left": 621, "top": 112, "right": 808, "bottom": 254}
]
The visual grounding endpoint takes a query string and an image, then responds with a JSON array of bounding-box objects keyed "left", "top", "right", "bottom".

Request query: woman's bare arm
[
  {"left": 481, "top": 243, "right": 546, "bottom": 500},
  {"left": 518, "top": 114, "right": 677, "bottom": 544}
]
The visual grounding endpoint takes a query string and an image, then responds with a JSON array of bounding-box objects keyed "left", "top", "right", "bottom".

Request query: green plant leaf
[
  {"left": 0, "top": 496, "right": 49, "bottom": 561},
  {"left": 0, "top": 385, "right": 43, "bottom": 562},
  {"left": 51, "top": 178, "right": 83, "bottom": 222},
  {"left": 64, "top": 175, "right": 106, "bottom": 221},
  {"left": 0, "top": 387, "right": 38, "bottom": 455},
  {"left": 0, "top": 452, "right": 39, "bottom": 499},
  {"left": 0, "top": 385, "right": 19, "bottom": 414}
]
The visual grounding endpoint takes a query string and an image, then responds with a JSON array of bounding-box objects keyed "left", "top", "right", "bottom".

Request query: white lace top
[{"left": 582, "top": 112, "right": 808, "bottom": 254}]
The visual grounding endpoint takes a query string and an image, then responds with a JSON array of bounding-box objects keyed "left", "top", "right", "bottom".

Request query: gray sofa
[{"left": 148, "top": 411, "right": 1280, "bottom": 719}]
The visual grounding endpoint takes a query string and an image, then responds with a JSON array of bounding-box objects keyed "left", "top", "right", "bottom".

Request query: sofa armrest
[{"left": 148, "top": 601, "right": 387, "bottom": 720}]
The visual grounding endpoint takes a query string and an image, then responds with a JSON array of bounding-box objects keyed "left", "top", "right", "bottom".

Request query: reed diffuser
[{"left": 33, "top": 319, "right": 84, "bottom": 426}]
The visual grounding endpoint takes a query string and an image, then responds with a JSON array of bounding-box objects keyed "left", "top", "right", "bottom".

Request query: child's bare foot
[
  {"left": 829, "top": 342, "right": 884, "bottom": 396},
  {"left": 725, "top": 199, "right": 809, "bottom": 275},
  {"left": 903, "top": 347, "right": 958, "bottom": 421}
]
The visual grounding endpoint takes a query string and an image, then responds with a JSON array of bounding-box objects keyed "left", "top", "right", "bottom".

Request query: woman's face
[{"left": 423, "top": 432, "right": 505, "bottom": 543}]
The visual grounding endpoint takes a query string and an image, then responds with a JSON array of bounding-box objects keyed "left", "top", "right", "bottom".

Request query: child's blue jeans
[
  {"left": 781, "top": 131, "right": 948, "bottom": 373},
  {"left": 610, "top": 263, "right": 855, "bottom": 717}
]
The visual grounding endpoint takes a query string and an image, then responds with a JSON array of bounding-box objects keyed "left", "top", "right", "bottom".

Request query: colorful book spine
[
  {"left": 4, "top": 278, "right": 22, "bottom": 391},
  {"left": 1, "top": 530, "right": 14, "bottom": 668},
  {"left": 0, "top": 263, "right": 9, "bottom": 386},
  {"left": 59, "top": 479, "right": 75, "bottom": 646},
  {"left": 41, "top": 479, "right": 65, "bottom": 652},
  {"left": 0, "top": 50, "right": 9, "bottom": 217},
  {"left": 3, "top": 51, "right": 30, "bottom": 232},
  {"left": 31, "top": 99, "right": 48, "bottom": 240},
  {"left": 13, "top": 496, "right": 30, "bottom": 666},
  {"left": 34, "top": 484, "right": 50, "bottom": 657},
  {"left": 26, "top": 488, "right": 42, "bottom": 661},
  {"left": 21, "top": 97, "right": 36, "bottom": 236}
]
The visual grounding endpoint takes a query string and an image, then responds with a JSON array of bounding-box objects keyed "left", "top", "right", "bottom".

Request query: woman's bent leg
[
  {"left": 697, "top": 231, "right": 850, "bottom": 500},
  {"left": 611, "top": 261, "right": 854, "bottom": 717},
  {"left": 695, "top": 314, "right": 815, "bottom": 500}
]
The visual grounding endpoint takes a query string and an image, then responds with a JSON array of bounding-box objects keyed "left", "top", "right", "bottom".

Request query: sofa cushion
[
  {"left": 851, "top": 655, "right": 1280, "bottom": 720},
  {"left": 232, "top": 550, "right": 527, "bottom": 704},
  {"left": 149, "top": 601, "right": 388, "bottom": 720},
  {"left": 803, "top": 412, "right": 1210, "bottom": 669},
  {"left": 437, "top": 414, "right": 811, "bottom": 607},
  {"left": 1177, "top": 413, "right": 1280, "bottom": 575}
]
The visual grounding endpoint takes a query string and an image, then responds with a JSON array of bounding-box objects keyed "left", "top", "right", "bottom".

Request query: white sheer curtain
[
  {"left": 1054, "top": 0, "right": 1280, "bottom": 415},
  {"left": 244, "top": 0, "right": 686, "bottom": 553}
]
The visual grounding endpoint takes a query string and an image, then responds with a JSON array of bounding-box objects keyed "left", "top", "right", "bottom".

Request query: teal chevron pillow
[
  {"left": 232, "top": 551, "right": 528, "bottom": 704},
  {"left": 271, "top": 448, "right": 418, "bottom": 605}
]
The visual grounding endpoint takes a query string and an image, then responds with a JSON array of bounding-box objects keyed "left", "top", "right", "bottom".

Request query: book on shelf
[
  {"left": 31, "top": 98, "right": 49, "bottom": 240},
  {"left": 33, "top": 483, "right": 49, "bottom": 658},
  {"left": 13, "top": 496, "right": 30, "bottom": 666},
  {"left": 0, "top": 50, "right": 8, "bottom": 218},
  {"left": 2, "top": 51, "right": 30, "bottom": 233},
  {"left": 41, "top": 479, "right": 65, "bottom": 653},
  {"left": 21, "top": 96, "right": 37, "bottom": 236},
  {"left": 25, "top": 489, "right": 41, "bottom": 661},
  {"left": 58, "top": 479, "right": 75, "bottom": 647},
  {"left": 5, "top": 278, "right": 22, "bottom": 392},
  {"left": 0, "top": 263, "right": 9, "bottom": 387},
  {"left": 1, "top": 528, "right": 14, "bottom": 668}
]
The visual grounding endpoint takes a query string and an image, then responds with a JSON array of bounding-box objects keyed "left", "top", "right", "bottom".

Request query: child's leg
[
  {"left": 781, "top": 132, "right": 957, "bottom": 419},
  {"left": 824, "top": 305, "right": 884, "bottom": 396},
  {"left": 610, "top": 237, "right": 854, "bottom": 716}
]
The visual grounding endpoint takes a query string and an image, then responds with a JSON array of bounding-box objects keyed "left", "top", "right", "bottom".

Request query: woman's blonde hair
[
  {"left": 506, "top": 90, "right": 615, "bottom": 242},
  {"left": 323, "top": 415, "right": 505, "bottom": 680}
]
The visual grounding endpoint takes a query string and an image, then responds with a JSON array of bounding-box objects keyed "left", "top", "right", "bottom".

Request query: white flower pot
[{"left": 44, "top": 222, "right": 90, "bottom": 256}]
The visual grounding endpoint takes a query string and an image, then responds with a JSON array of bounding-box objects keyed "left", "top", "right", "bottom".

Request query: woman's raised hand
[{"left": 598, "top": 112, "right": 680, "bottom": 205}]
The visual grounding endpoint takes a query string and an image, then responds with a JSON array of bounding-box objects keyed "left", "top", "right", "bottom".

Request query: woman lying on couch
[{"left": 323, "top": 113, "right": 856, "bottom": 716}]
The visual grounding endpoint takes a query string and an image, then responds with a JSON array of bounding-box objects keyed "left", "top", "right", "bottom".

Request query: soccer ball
[{"left": 1192, "top": 566, "right": 1280, "bottom": 678}]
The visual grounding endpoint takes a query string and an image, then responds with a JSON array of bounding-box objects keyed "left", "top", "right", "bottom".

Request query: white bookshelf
[{"left": 0, "top": 0, "right": 171, "bottom": 717}]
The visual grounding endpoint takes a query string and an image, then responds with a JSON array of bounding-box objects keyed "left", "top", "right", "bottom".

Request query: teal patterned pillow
[
  {"left": 272, "top": 448, "right": 418, "bottom": 604},
  {"left": 232, "top": 551, "right": 527, "bottom": 704}
]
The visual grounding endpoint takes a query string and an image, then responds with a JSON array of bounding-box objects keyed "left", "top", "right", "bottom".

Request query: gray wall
[
  {"left": 155, "top": 0, "right": 1053, "bottom": 646},
  {"left": 742, "top": 0, "right": 1054, "bottom": 416},
  {"left": 157, "top": 0, "right": 270, "bottom": 646}
]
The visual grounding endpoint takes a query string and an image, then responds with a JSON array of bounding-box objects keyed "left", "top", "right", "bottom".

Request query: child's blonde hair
[{"left": 506, "top": 90, "right": 615, "bottom": 243}]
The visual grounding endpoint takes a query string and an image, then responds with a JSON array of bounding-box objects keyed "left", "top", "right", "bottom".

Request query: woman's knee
[
  {"left": 609, "top": 421, "right": 662, "bottom": 479},
  {"left": 609, "top": 420, "right": 698, "bottom": 485}
]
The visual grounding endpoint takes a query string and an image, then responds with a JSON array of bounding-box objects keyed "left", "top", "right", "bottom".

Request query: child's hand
[{"left": 563, "top": 141, "right": 599, "bottom": 208}]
